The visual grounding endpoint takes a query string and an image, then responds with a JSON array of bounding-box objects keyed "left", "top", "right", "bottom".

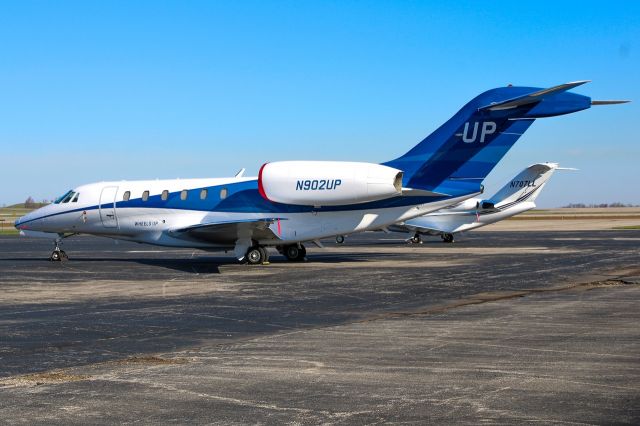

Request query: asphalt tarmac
[{"left": 0, "top": 231, "right": 639, "bottom": 424}]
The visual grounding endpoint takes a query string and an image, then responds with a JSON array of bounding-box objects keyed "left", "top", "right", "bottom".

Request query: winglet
[{"left": 479, "top": 80, "right": 591, "bottom": 111}]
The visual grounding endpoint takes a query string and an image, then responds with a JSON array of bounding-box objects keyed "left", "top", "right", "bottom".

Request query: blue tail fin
[{"left": 384, "top": 81, "right": 593, "bottom": 197}]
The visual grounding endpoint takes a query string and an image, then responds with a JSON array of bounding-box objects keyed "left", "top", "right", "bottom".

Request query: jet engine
[{"left": 258, "top": 161, "right": 403, "bottom": 206}]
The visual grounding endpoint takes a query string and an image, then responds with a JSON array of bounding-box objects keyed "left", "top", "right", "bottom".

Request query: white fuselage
[
  {"left": 16, "top": 176, "right": 477, "bottom": 249},
  {"left": 400, "top": 199, "right": 535, "bottom": 235}
]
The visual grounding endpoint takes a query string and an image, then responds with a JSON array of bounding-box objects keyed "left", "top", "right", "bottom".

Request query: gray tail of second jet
[{"left": 487, "top": 163, "right": 569, "bottom": 209}]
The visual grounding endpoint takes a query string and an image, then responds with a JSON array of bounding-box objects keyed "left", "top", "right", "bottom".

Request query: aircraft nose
[
  {"left": 15, "top": 214, "right": 29, "bottom": 229},
  {"left": 14, "top": 210, "right": 38, "bottom": 230}
]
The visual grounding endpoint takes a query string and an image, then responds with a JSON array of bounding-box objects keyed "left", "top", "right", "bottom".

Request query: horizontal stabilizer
[
  {"left": 479, "top": 80, "right": 590, "bottom": 111},
  {"left": 402, "top": 188, "right": 450, "bottom": 197},
  {"left": 591, "top": 100, "right": 631, "bottom": 105}
]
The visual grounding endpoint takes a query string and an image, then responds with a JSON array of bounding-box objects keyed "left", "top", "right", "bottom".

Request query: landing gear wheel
[
  {"left": 442, "top": 233, "right": 454, "bottom": 243},
  {"left": 284, "top": 245, "right": 299, "bottom": 260},
  {"left": 50, "top": 236, "right": 69, "bottom": 261},
  {"left": 245, "top": 246, "right": 265, "bottom": 265},
  {"left": 284, "top": 244, "right": 306, "bottom": 262},
  {"left": 410, "top": 234, "right": 422, "bottom": 244},
  {"left": 258, "top": 246, "right": 270, "bottom": 264},
  {"left": 335, "top": 235, "right": 345, "bottom": 244},
  {"left": 50, "top": 249, "right": 68, "bottom": 261}
]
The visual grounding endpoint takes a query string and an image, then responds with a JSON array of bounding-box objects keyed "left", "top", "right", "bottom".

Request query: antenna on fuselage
[{"left": 235, "top": 168, "right": 246, "bottom": 178}]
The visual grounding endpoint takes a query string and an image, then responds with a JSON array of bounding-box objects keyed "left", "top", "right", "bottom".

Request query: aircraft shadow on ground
[{"left": 0, "top": 251, "right": 408, "bottom": 273}]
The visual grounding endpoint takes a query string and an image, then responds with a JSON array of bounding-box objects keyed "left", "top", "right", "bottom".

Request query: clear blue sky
[{"left": 1, "top": 1, "right": 638, "bottom": 207}]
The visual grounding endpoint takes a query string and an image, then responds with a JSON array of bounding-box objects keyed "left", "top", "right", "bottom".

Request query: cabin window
[
  {"left": 142, "top": 190, "right": 149, "bottom": 201},
  {"left": 220, "top": 188, "right": 228, "bottom": 200},
  {"left": 180, "top": 190, "right": 188, "bottom": 201},
  {"left": 123, "top": 191, "right": 130, "bottom": 201},
  {"left": 71, "top": 193, "right": 80, "bottom": 202},
  {"left": 161, "top": 190, "right": 169, "bottom": 201},
  {"left": 200, "top": 189, "right": 208, "bottom": 200}
]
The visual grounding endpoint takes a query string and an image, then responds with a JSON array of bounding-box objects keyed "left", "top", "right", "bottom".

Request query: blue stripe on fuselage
[{"left": 16, "top": 178, "right": 471, "bottom": 227}]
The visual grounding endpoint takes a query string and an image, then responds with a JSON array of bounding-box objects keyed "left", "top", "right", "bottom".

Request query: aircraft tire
[
  {"left": 335, "top": 235, "right": 345, "bottom": 244},
  {"left": 442, "top": 233, "right": 454, "bottom": 243},
  {"left": 246, "top": 246, "right": 264, "bottom": 265},
  {"left": 258, "top": 246, "right": 269, "bottom": 263},
  {"left": 284, "top": 245, "right": 299, "bottom": 261},
  {"left": 284, "top": 244, "right": 306, "bottom": 262},
  {"left": 50, "top": 251, "right": 61, "bottom": 261}
]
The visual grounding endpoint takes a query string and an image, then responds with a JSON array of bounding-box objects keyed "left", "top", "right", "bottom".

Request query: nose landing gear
[
  {"left": 409, "top": 233, "right": 422, "bottom": 244},
  {"left": 50, "top": 237, "right": 68, "bottom": 261}
]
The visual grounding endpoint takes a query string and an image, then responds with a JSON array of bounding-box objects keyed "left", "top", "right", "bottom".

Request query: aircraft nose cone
[
  {"left": 15, "top": 210, "right": 37, "bottom": 230},
  {"left": 15, "top": 215, "right": 27, "bottom": 229}
]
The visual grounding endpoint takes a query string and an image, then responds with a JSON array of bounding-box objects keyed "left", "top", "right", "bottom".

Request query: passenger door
[{"left": 99, "top": 186, "right": 119, "bottom": 228}]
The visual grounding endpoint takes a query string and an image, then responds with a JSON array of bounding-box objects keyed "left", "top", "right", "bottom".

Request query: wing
[
  {"left": 388, "top": 222, "right": 444, "bottom": 236},
  {"left": 168, "top": 218, "right": 284, "bottom": 245}
]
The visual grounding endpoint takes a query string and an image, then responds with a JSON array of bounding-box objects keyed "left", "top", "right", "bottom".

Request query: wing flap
[{"left": 169, "top": 218, "right": 285, "bottom": 245}]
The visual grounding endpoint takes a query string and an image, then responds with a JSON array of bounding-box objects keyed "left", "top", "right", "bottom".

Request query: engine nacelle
[
  {"left": 443, "top": 198, "right": 481, "bottom": 212},
  {"left": 258, "top": 161, "right": 403, "bottom": 206}
]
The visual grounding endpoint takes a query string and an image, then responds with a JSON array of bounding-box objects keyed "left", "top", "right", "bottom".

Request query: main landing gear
[
  {"left": 50, "top": 237, "right": 69, "bottom": 261},
  {"left": 244, "top": 244, "right": 307, "bottom": 265},
  {"left": 278, "top": 244, "right": 307, "bottom": 262},
  {"left": 441, "top": 233, "right": 455, "bottom": 243},
  {"left": 245, "top": 245, "right": 270, "bottom": 265},
  {"left": 241, "top": 242, "right": 307, "bottom": 265}
]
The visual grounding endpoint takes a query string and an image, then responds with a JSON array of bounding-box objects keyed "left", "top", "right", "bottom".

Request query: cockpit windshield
[{"left": 54, "top": 190, "right": 75, "bottom": 204}]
